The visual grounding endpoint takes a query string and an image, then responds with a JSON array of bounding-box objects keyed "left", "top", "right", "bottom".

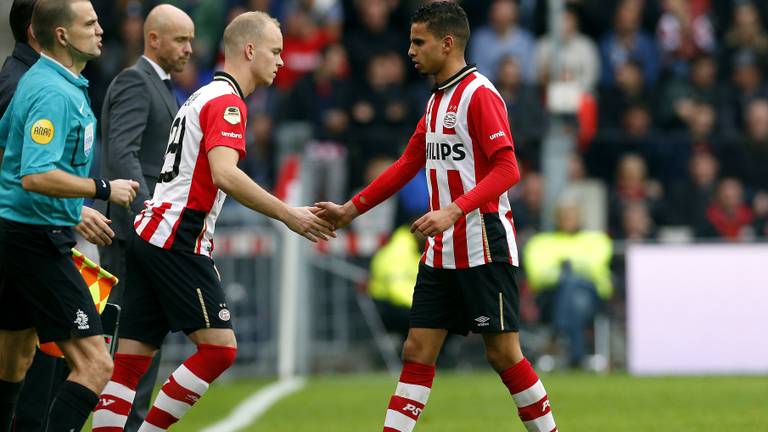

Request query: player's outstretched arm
[
  {"left": 208, "top": 146, "right": 336, "bottom": 242},
  {"left": 314, "top": 200, "right": 359, "bottom": 229},
  {"left": 21, "top": 170, "right": 139, "bottom": 207}
]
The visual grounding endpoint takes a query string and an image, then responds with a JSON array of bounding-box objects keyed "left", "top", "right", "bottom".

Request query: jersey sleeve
[
  {"left": 466, "top": 85, "right": 515, "bottom": 159},
  {"left": 199, "top": 94, "right": 247, "bottom": 159},
  {"left": 20, "top": 92, "right": 69, "bottom": 176},
  {"left": 352, "top": 114, "right": 427, "bottom": 214}
]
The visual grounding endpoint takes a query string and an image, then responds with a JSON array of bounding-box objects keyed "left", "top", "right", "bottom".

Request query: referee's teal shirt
[{"left": 0, "top": 54, "right": 96, "bottom": 227}]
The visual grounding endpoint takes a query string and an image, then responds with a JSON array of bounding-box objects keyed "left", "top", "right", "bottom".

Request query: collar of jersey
[
  {"left": 38, "top": 53, "right": 89, "bottom": 88},
  {"left": 214, "top": 71, "right": 245, "bottom": 100},
  {"left": 432, "top": 64, "right": 477, "bottom": 92}
]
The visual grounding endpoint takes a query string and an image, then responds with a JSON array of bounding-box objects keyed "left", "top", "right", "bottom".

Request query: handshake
[
  {"left": 281, "top": 201, "right": 358, "bottom": 243},
  {"left": 283, "top": 200, "right": 464, "bottom": 242}
]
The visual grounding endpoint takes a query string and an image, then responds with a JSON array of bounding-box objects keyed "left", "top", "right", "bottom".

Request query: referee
[{"left": 0, "top": 1, "right": 138, "bottom": 431}]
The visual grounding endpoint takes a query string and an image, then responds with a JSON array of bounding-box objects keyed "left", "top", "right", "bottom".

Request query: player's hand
[
  {"left": 411, "top": 203, "right": 463, "bottom": 237},
  {"left": 314, "top": 201, "right": 358, "bottom": 229},
  {"left": 283, "top": 206, "right": 337, "bottom": 242},
  {"left": 75, "top": 206, "right": 114, "bottom": 246},
  {"left": 109, "top": 179, "right": 140, "bottom": 208}
]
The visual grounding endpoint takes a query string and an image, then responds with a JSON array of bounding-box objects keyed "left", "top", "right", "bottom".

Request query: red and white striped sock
[
  {"left": 138, "top": 344, "right": 236, "bottom": 432},
  {"left": 500, "top": 358, "right": 557, "bottom": 432},
  {"left": 93, "top": 353, "right": 153, "bottom": 432},
  {"left": 382, "top": 361, "right": 435, "bottom": 432}
]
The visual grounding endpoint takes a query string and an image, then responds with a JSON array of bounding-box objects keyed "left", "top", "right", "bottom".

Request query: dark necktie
[{"left": 163, "top": 79, "right": 181, "bottom": 107}]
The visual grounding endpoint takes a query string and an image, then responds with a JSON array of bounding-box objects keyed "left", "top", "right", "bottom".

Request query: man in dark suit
[
  {"left": 0, "top": 0, "right": 39, "bottom": 116},
  {"left": 97, "top": 4, "right": 194, "bottom": 430}
]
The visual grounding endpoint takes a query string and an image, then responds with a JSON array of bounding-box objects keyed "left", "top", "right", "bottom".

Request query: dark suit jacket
[
  {"left": 98, "top": 56, "right": 178, "bottom": 240},
  {"left": 0, "top": 43, "right": 39, "bottom": 116}
]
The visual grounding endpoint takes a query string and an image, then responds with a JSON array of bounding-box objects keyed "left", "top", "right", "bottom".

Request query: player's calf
[
  {"left": 93, "top": 353, "right": 153, "bottom": 431},
  {"left": 139, "top": 344, "right": 237, "bottom": 431},
  {"left": 500, "top": 358, "right": 557, "bottom": 432}
]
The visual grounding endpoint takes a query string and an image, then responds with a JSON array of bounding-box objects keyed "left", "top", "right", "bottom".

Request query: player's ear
[
  {"left": 244, "top": 42, "right": 255, "bottom": 61},
  {"left": 55, "top": 27, "right": 68, "bottom": 47},
  {"left": 443, "top": 35, "right": 454, "bottom": 52}
]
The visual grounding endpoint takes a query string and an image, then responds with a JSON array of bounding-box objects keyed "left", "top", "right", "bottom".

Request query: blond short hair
[{"left": 222, "top": 11, "right": 280, "bottom": 59}]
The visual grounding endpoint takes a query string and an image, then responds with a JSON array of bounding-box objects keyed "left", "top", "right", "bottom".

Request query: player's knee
[
  {"left": 401, "top": 338, "right": 435, "bottom": 365},
  {"left": 484, "top": 346, "right": 516, "bottom": 372},
  {"left": 197, "top": 344, "right": 237, "bottom": 378}
]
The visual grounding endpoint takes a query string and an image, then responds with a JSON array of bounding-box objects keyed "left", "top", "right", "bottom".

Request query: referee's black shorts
[
  {"left": 0, "top": 218, "right": 103, "bottom": 343},
  {"left": 119, "top": 233, "right": 233, "bottom": 348},
  {"left": 410, "top": 261, "right": 520, "bottom": 335}
]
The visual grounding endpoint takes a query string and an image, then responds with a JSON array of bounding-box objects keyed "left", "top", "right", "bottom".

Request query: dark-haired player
[{"left": 317, "top": 2, "right": 557, "bottom": 431}]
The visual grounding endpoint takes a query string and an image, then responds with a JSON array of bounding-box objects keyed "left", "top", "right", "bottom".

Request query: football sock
[
  {"left": 138, "top": 344, "right": 236, "bottom": 431},
  {"left": 93, "top": 353, "right": 153, "bottom": 431},
  {"left": 0, "top": 379, "right": 23, "bottom": 432},
  {"left": 45, "top": 380, "right": 99, "bottom": 432},
  {"left": 500, "top": 358, "right": 557, "bottom": 432},
  {"left": 383, "top": 361, "right": 435, "bottom": 432}
]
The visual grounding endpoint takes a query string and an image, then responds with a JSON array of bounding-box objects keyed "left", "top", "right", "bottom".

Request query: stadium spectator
[
  {"left": 720, "top": 49, "right": 768, "bottom": 133},
  {"left": 666, "top": 150, "right": 719, "bottom": 227},
  {"left": 524, "top": 200, "right": 613, "bottom": 368},
  {"left": 91, "top": 11, "right": 335, "bottom": 432},
  {"left": 509, "top": 171, "right": 544, "bottom": 241},
  {"left": 598, "top": 60, "right": 653, "bottom": 129},
  {"left": 700, "top": 177, "right": 754, "bottom": 240},
  {"left": 273, "top": 5, "right": 332, "bottom": 92},
  {"left": 656, "top": 54, "right": 723, "bottom": 130},
  {"left": 469, "top": 0, "right": 536, "bottom": 82},
  {"left": 534, "top": 4, "right": 600, "bottom": 93},
  {"left": 719, "top": 1, "right": 768, "bottom": 79},
  {"left": 599, "top": 0, "right": 660, "bottom": 88},
  {"left": 0, "top": 1, "right": 139, "bottom": 430},
  {"left": 344, "top": 0, "right": 405, "bottom": 79},
  {"left": 655, "top": 0, "right": 715, "bottom": 79},
  {"left": 494, "top": 55, "right": 546, "bottom": 164},
  {"left": 620, "top": 201, "right": 655, "bottom": 240},
  {"left": 94, "top": 5, "right": 195, "bottom": 430},
  {"left": 282, "top": 43, "right": 350, "bottom": 140},
  {"left": 347, "top": 50, "right": 415, "bottom": 177},
  {"left": 721, "top": 98, "right": 768, "bottom": 194},
  {"left": 368, "top": 226, "right": 425, "bottom": 340},
  {"left": 608, "top": 153, "right": 664, "bottom": 235},
  {"left": 316, "top": 3, "right": 558, "bottom": 431}
]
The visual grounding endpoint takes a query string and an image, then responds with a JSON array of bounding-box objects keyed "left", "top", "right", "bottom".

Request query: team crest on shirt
[
  {"left": 30, "top": 119, "right": 54, "bottom": 144},
  {"left": 443, "top": 112, "right": 457, "bottom": 129},
  {"left": 223, "top": 106, "right": 241, "bottom": 125},
  {"left": 74, "top": 309, "right": 89, "bottom": 330},
  {"left": 218, "top": 308, "right": 231, "bottom": 321}
]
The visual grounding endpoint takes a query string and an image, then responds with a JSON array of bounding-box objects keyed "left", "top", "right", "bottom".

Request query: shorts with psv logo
[
  {"left": 120, "top": 232, "right": 232, "bottom": 348},
  {"left": 0, "top": 218, "right": 103, "bottom": 343},
  {"left": 410, "top": 262, "right": 520, "bottom": 335}
]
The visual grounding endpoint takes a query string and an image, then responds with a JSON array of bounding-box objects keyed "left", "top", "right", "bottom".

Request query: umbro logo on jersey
[
  {"left": 475, "top": 316, "right": 490, "bottom": 326},
  {"left": 221, "top": 130, "right": 243, "bottom": 139},
  {"left": 426, "top": 142, "right": 466, "bottom": 161},
  {"left": 100, "top": 398, "right": 115, "bottom": 407},
  {"left": 489, "top": 130, "right": 506, "bottom": 140}
]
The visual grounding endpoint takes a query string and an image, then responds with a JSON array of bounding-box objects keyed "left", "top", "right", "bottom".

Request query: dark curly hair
[{"left": 411, "top": 1, "right": 470, "bottom": 50}]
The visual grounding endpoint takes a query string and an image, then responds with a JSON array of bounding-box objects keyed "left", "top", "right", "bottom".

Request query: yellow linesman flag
[{"left": 39, "top": 248, "right": 119, "bottom": 358}]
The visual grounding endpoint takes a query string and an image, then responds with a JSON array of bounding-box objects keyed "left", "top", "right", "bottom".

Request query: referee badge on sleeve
[
  {"left": 223, "top": 106, "right": 241, "bottom": 125},
  {"left": 30, "top": 119, "right": 55, "bottom": 144}
]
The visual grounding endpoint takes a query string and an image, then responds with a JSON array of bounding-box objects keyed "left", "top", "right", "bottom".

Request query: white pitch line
[{"left": 200, "top": 377, "right": 306, "bottom": 432}]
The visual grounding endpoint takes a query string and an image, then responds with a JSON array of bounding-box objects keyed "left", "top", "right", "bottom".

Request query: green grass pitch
[{"left": 86, "top": 372, "right": 768, "bottom": 431}]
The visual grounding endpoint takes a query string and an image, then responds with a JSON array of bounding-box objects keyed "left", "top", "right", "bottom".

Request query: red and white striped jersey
[
  {"left": 421, "top": 66, "right": 519, "bottom": 268},
  {"left": 134, "top": 72, "right": 247, "bottom": 257}
]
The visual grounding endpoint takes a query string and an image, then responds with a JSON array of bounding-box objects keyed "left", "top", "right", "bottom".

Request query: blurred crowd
[{"left": 70, "top": 0, "right": 768, "bottom": 245}]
